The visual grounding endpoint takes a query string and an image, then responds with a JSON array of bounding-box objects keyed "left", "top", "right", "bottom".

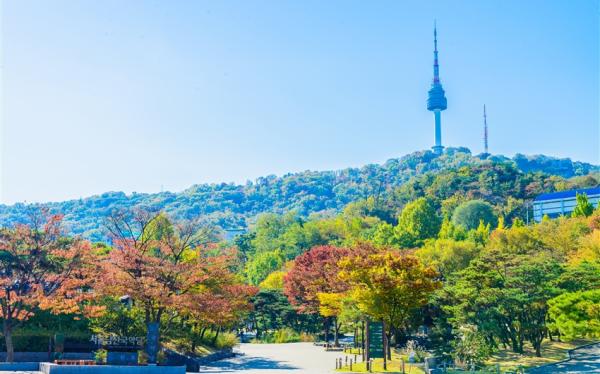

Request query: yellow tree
[
  {"left": 339, "top": 248, "right": 441, "bottom": 356},
  {"left": 317, "top": 292, "right": 344, "bottom": 346}
]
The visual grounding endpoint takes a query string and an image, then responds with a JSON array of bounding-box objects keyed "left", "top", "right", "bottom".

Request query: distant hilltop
[{"left": 0, "top": 147, "right": 598, "bottom": 243}]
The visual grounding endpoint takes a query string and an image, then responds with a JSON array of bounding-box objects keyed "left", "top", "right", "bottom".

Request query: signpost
[
  {"left": 366, "top": 320, "right": 384, "bottom": 360},
  {"left": 368, "top": 321, "right": 384, "bottom": 359},
  {"left": 146, "top": 322, "right": 160, "bottom": 365},
  {"left": 91, "top": 335, "right": 143, "bottom": 365}
]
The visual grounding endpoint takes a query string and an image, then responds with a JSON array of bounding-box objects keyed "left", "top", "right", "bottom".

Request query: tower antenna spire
[
  {"left": 483, "top": 104, "right": 489, "bottom": 156},
  {"left": 433, "top": 20, "right": 440, "bottom": 84}
]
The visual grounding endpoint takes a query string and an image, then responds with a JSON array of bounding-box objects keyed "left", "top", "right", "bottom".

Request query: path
[
  {"left": 198, "top": 342, "right": 342, "bottom": 373},
  {"left": 528, "top": 343, "right": 600, "bottom": 373}
]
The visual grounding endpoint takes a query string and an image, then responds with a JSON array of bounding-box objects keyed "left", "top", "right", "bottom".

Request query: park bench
[{"left": 324, "top": 343, "right": 344, "bottom": 352}]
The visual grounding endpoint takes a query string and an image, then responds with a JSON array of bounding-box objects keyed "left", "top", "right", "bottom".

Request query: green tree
[
  {"left": 572, "top": 193, "right": 595, "bottom": 218},
  {"left": 548, "top": 289, "right": 600, "bottom": 340},
  {"left": 557, "top": 261, "right": 600, "bottom": 292},
  {"left": 416, "top": 239, "right": 480, "bottom": 278},
  {"left": 395, "top": 198, "right": 441, "bottom": 247},
  {"left": 452, "top": 200, "right": 497, "bottom": 231},
  {"left": 245, "top": 250, "right": 284, "bottom": 285},
  {"left": 250, "top": 290, "right": 305, "bottom": 338},
  {"left": 444, "top": 249, "right": 562, "bottom": 357},
  {"left": 438, "top": 216, "right": 467, "bottom": 241}
]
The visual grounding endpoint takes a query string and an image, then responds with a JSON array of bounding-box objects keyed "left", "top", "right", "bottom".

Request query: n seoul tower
[{"left": 427, "top": 22, "right": 448, "bottom": 154}]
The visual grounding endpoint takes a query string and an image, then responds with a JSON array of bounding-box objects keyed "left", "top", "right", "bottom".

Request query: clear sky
[{"left": 1, "top": 0, "right": 598, "bottom": 204}]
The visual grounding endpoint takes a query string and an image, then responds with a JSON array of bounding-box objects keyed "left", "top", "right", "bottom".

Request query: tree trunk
[
  {"left": 333, "top": 318, "right": 341, "bottom": 347},
  {"left": 361, "top": 320, "right": 365, "bottom": 359},
  {"left": 3, "top": 320, "right": 14, "bottom": 363},
  {"left": 382, "top": 322, "right": 388, "bottom": 370},
  {"left": 212, "top": 326, "right": 221, "bottom": 345},
  {"left": 191, "top": 323, "right": 198, "bottom": 353},
  {"left": 387, "top": 332, "right": 392, "bottom": 360}
]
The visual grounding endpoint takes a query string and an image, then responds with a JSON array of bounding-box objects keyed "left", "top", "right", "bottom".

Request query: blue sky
[{"left": 1, "top": 0, "right": 598, "bottom": 204}]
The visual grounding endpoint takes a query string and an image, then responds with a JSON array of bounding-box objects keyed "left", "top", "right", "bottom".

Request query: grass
[
  {"left": 336, "top": 339, "right": 598, "bottom": 373},
  {"left": 337, "top": 358, "right": 425, "bottom": 373},
  {"left": 484, "top": 339, "right": 597, "bottom": 372},
  {"left": 336, "top": 349, "right": 425, "bottom": 373}
]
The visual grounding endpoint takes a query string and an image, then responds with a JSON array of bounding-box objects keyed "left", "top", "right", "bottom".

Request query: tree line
[
  {"left": 0, "top": 209, "right": 256, "bottom": 362},
  {"left": 246, "top": 193, "right": 600, "bottom": 367}
]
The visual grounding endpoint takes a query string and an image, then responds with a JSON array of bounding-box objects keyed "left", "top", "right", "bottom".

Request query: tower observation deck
[{"left": 427, "top": 23, "right": 447, "bottom": 154}]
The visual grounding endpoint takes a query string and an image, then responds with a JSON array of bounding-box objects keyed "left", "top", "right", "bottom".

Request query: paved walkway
[
  {"left": 198, "top": 342, "right": 341, "bottom": 373},
  {"left": 528, "top": 343, "right": 600, "bottom": 373}
]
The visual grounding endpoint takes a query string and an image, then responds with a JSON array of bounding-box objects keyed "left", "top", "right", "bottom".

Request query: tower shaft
[{"left": 433, "top": 110, "right": 442, "bottom": 152}]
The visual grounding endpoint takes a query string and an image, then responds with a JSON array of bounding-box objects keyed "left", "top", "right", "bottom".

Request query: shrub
[
  {"left": 402, "top": 340, "right": 427, "bottom": 363},
  {"left": 253, "top": 328, "right": 303, "bottom": 343},
  {"left": 451, "top": 326, "right": 493, "bottom": 368}
]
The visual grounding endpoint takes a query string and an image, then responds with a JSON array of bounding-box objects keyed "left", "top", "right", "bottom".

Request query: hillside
[{"left": 0, "top": 147, "right": 598, "bottom": 242}]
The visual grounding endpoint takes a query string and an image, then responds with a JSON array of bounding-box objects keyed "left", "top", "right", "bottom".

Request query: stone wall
[
  {"left": 164, "top": 348, "right": 234, "bottom": 372},
  {"left": 40, "top": 363, "right": 185, "bottom": 374},
  {"left": 0, "top": 352, "right": 92, "bottom": 362},
  {"left": 0, "top": 362, "right": 40, "bottom": 371}
]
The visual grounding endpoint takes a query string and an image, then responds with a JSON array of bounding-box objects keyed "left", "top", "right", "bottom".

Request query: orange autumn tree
[
  {"left": 175, "top": 246, "right": 257, "bottom": 351},
  {"left": 0, "top": 212, "right": 100, "bottom": 362},
  {"left": 102, "top": 210, "right": 212, "bottom": 328},
  {"left": 101, "top": 209, "right": 256, "bottom": 349}
]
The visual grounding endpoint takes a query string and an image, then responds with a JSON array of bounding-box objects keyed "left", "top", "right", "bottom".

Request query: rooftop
[{"left": 534, "top": 186, "right": 600, "bottom": 202}]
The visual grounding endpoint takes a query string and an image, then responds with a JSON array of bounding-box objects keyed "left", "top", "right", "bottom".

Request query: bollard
[
  {"left": 345, "top": 356, "right": 348, "bottom": 366},
  {"left": 350, "top": 359, "right": 353, "bottom": 371},
  {"left": 354, "top": 354, "right": 357, "bottom": 363},
  {"left": 401, "top": 358, "right": 405, "bottom": 374},
  {"left": 369, "top": 359, "right": 373, "bottom": 373}
]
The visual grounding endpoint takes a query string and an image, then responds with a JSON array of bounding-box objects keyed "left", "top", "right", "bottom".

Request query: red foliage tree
[{"left": 283, "top": 245, "right": 351, "bottom": 344}]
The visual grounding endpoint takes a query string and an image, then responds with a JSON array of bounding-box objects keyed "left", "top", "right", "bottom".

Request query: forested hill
[{"left": 1, "top": 147, "right": 598, "bottom": 242}]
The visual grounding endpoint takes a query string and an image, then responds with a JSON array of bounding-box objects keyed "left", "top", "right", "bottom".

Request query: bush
[
  {"left": 451, "top": 326, "right": 493, "bottom": 368},
  {"left": 299, "top": 332, "right": 315, "bottom": 342},
  {"left": 402, "top": 340, "right": 427, "bottom": 363},
  {"left": 94, "top": 349, "right": 107, "bottom": 364},
  {"left": 215, "top": 332, "right": 239, "bottom": 349},
  {"left": 199, "top": 330, "right": 239, "bottom": 350},
  {"left": 253, "top": 328, "right": 305, "bottom": 343}
]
